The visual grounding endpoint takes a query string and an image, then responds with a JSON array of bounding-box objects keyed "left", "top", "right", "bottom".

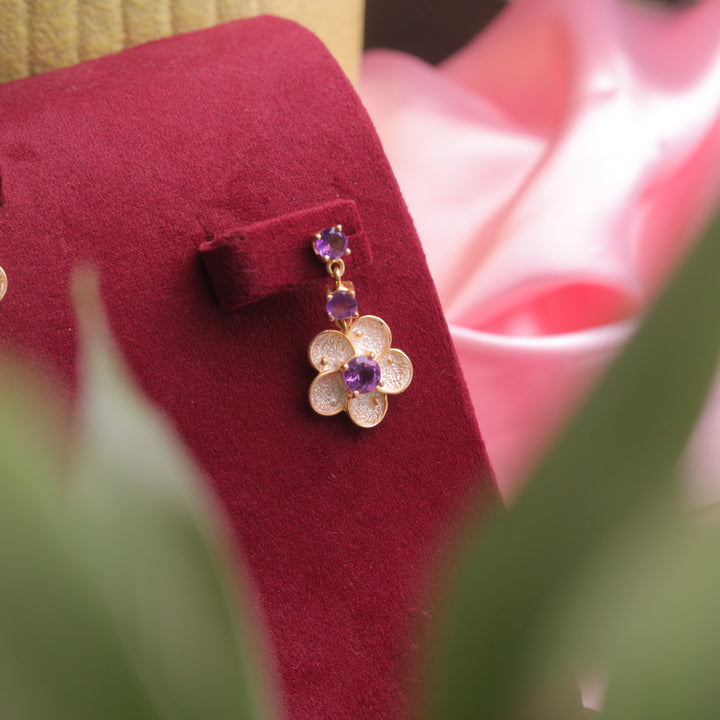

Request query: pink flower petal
[{"left": 362, "top": 0, "right": 720, "bottom": 499}]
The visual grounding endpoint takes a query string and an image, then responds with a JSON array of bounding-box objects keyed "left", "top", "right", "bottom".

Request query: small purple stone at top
[
  {"left": 344, "top": 356, "right": 381, "bottom": 394},
  {"left": 314, "top": 226, "right": 348, "bottom": 260},
  {"left": 326, "top": 290, "right": 358, "bottom": 321}
]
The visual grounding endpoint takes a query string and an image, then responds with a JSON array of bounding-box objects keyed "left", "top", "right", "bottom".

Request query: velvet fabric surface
[
  {"left": 0, "top": 17, "right": 497, "bottom": 720},
  {"left": 200, "top": 199, "right": 374, "bottom": 310}
]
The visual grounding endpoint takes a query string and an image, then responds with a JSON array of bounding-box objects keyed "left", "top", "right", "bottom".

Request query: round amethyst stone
[
  {"left": 314, "top": 227, "right": 348, "bottom": 260},
  {"left": 343, "top": 356, "right": 381, "bottom": 394},
  {"left": 326, "top": 290, "right": 358, "bottom": 321}
]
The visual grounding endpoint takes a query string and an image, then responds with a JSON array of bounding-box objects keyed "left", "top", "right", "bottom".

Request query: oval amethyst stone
[
  {"left": 343, "top": 356, "right": 381, "bottom": 394},
  {"left": 314, "top": 227, "right": 348, "bottom": 260},
  {"left": 326, "top": 290, "right": 358, "bottom": 321}
]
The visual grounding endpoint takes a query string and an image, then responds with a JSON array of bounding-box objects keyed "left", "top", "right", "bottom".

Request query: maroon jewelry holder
[{"left": 0, "top": 17, "right": 497, "bottom": 720}]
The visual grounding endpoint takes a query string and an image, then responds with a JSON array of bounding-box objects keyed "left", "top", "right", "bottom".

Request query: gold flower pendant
[{"left": 308, "top": 226, "right": 412, "bottom": 428}]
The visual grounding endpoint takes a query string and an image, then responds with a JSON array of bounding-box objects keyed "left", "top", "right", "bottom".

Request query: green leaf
[
  {"left": 541, "top": 491, "right": 682, "bottom": 670},
  {"left": 599, "top": 521, "right": 720, "bottom": 719},
  {"left": 429, "top": 207, "right": 720, "bottom": 720},
  {"left": 546, "top": 489, "right": 720, "bottom": 719},
  {"left": 70, "top": 273, "right": 274, "bottom": 720},
  {"left": 0, "top": 359, "right": 159, "bottom": 720}
]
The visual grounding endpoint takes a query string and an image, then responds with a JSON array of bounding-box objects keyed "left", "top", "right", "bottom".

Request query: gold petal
[
  {"left": 309, "top": 371, "right": 347, "bottom": 416},
  {"left": 347, "top": 315, "right": 391, "bottom": 358},
  {"left": 347, "top": 390, "right": 388, "bottom": 428},
  {"left": 378, "top": 349, "right": 413, "bottom": 395},
  {"left": 308, "top": 330, "right": 354, "bottom": 372}
]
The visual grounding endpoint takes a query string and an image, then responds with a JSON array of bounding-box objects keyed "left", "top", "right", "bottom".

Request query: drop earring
[{"left": 307, "top": 225, "right": 412, "bottom": 428}]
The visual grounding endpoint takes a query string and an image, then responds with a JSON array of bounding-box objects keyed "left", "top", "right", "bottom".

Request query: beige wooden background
[{"left": 0, "top": 0, "right": 365, "bottom": 84}]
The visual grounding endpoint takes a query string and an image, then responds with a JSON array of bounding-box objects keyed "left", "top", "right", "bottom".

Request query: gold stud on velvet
[{"left": 308, "top": 225, "right": 412, "bottom": 428}]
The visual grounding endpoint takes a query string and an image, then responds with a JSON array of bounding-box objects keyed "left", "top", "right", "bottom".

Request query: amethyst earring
[{"left": 308, "top": 225, "right": 412, "bottom": 428}]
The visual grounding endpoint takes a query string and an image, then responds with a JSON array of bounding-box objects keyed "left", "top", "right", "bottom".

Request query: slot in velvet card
[{"left": 0, "top": 16, "right": 498, "bottom": 720}]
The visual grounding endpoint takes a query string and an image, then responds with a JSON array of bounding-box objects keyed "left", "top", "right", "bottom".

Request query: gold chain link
[{"left": 326, "top": 258, "right": 345, "bottom": 288}]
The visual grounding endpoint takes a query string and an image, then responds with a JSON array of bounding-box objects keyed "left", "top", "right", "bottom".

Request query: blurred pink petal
[{"left": 361, "top": 0, "right": 720, "bottom": 500}]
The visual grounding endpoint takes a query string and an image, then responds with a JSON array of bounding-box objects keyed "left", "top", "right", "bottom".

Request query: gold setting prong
[
  {"left": 314, "top": 233, "right": 321, "bottom": 239},
  {"left": 378, "top": 380, "right": 384, "bottom": 388},
  {"left": 342, "top": 363, "right": 349, "bottom": 371},
  {"left": 320, "top": 356, "right": 329, "bottom": 366},
  {"left": 349, "top": 290, "right": 356, "bottom": 298},
  {"left": 326, "top": 293, "right": 333, "bottom": 302},
  {"left": 353, "top": 312, "right": 359, "bottom": 318},
  {"left": 369, "top": 352, "right": 375, "bottom": 359},
  {"left": 322, "top": 254, "right": 330, "bottom": 262},
  {"left": 353, "top": 390, "right": 360, "bottom": 398},
  {"left": 336, "top": 224, "right": 343, "bottom": 232},
  {"left": 345, "top": 248, "right": 352, "bottom": 256}
]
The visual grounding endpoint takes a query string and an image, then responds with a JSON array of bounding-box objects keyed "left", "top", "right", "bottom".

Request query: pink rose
[{"left": 361, "top": 0, "right": 720, "bottom": 500}]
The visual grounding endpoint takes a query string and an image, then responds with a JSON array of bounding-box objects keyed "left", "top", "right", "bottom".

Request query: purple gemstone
[
  {"left": 326, "top": 290, "right": 358, "bottom": 321},
  {"left": 314, "top": 227, "right": 348, "bottom": 260},
  {"left": 344, "top": 356, "right": 381, "bottom": 394}
]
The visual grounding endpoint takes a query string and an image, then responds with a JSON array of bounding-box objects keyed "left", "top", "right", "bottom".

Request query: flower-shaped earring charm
[
  {"left": 308, "top": 226, "right": 412, "bottom": 428},
  {"left": 309, "top": 315, "right": 412, "bottom": 427}
]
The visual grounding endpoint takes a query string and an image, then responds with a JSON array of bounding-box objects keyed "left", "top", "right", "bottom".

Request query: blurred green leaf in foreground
[
  {"left": 0, "top": 273, "right": 274, "bottom": 720},
  {"left": 428, "top": 202, "right": 720, "bottom": 719}
]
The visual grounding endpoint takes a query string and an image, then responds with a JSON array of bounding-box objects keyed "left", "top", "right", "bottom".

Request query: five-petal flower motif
[{"left": 308, "top": 315, "right": 412, "bottom": 428}]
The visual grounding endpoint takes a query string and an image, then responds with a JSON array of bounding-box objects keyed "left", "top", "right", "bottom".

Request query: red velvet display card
[{"left": 0, "top": 17, "right": 497, "bottom": 720}]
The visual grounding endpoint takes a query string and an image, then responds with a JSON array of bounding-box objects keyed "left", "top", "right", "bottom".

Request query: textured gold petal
[
  {"left": 309, "top": 371, "right": 347, "bottom": 416},
  {"left": 347, "top": 315, "right": 391, "bottom": 358},
  {"left": 308, "top": 330, "right": 354, "bottom": 372},
  {"left": 378, "top": 349, "right": 413, "bottom": 395},
  {"left": 347, "top": 390, "right": 388, "bottom": 428}
]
